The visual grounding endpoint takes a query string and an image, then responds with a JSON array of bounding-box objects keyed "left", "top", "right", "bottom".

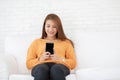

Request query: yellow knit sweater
[{"left": 26, "top": 39, "right": 76, "bottom": 70}]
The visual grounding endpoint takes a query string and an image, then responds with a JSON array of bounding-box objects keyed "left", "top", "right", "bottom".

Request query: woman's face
[{"left": 45, "top": 20, "right": 58, "bottom": 39}]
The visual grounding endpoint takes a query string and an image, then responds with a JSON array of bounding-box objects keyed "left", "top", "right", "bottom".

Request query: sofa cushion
[
  {"left": 9, "top": 74, "right": 76, "bottom": 80},
  {"left": 76, "top": 67, "right": 120, "bottom": 80},
  {"left": 9, "top": 74, "right": 33, "bottom": 80}
]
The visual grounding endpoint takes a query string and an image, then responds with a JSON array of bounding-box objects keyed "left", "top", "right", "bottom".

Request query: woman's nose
[{"left": 49, "top": 27, "right": 53, "bottom": 31}]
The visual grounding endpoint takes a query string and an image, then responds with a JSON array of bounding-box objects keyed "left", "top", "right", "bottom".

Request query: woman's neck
[{"left": 45, "top": 37, "right": 56, "bottom": 41}]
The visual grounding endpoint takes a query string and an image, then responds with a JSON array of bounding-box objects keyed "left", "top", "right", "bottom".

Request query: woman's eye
[{"left": 46, "top": 25, "right": 50, "bottom": 28}]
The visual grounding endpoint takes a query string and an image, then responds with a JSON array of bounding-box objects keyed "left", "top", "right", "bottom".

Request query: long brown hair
[{"left": 41, "top": 13, "right": 74, "bottom": 47}]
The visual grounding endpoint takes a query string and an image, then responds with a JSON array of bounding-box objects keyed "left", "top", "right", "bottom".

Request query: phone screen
[{"left": 46, "top": 43, "right": 54, "bottom": 54}]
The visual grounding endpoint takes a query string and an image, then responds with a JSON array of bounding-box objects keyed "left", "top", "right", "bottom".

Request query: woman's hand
[
  {"left": 38, "top": 52, "right": 51, "bottom": 61},
  {"left": 50, "top": 54, "right": 60, "bottom": 60},
  {"left": 50, "top": 54, "right": 65, "bottom": 61}
]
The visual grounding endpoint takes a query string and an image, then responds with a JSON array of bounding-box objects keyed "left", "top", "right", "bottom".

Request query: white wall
[{"left": 0, "top": 0, "right": 120, "bottom": 54}]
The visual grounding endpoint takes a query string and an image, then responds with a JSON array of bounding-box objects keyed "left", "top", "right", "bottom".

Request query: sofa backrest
[
  {"left": 5, "top": 31, "right": 120, "bottom": 73},
  {"left": 72, "top": 31, "right": 120, "bottom": 69}
]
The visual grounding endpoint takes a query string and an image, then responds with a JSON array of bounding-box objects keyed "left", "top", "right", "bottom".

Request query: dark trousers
[{"left": 31, "top": 62, "right": 70, "bottom": 80}]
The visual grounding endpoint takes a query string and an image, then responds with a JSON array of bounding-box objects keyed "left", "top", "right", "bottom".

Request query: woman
[{"left": 26, "top": 13, "right": 76, "bottom": 80}]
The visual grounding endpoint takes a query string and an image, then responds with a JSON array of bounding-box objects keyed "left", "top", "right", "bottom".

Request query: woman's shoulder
[
  {"left": 63, "top": 39, "right": 74, "bottom": 47},
  {"left": 29, "top": 38, "right": 45, "bottom": 47},
  {"left": 31, "top": 38, "right": 45, "bottom": 44},
  {"left": 58, "top": 39, "right": 72, "bottom": 45}
]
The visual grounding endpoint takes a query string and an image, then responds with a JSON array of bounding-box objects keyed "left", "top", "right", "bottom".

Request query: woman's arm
[{"left": 65, "top": 42, "right": 77, "bottom": 69}]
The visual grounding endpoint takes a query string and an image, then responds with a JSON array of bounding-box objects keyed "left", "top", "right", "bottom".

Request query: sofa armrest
[{"left": 0, "top": 54, "right": 18, "bottom": 77}]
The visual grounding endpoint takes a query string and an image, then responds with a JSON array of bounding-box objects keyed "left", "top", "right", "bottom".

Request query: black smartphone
[{"left": 46, "top": 43, "right": 54, "bottom": 55}]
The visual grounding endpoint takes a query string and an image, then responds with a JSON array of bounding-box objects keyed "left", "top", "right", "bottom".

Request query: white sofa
[{"left": 0, "top": 31, "right": 120, "bottom": 80}]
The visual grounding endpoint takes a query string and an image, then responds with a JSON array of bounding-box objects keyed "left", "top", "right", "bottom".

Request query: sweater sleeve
[
  {"left": 26, "top": 39, "right": 40, "bottom": 70},
  {"left": 65, "top": 41, "right": 77, "bottom": 70}
]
